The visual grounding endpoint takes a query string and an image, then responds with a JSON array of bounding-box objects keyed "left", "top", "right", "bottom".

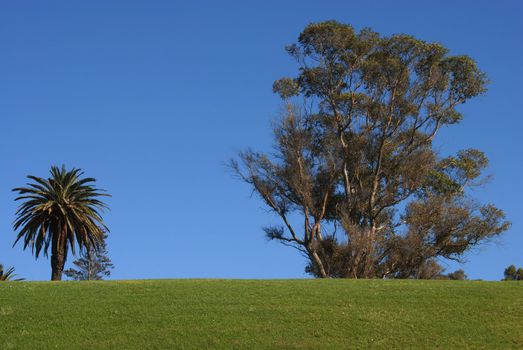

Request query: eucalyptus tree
[
  {"left": 233, "top": 21, "right": 510, "bottom": 278},
  {"left": 13, "top": 166, "right": 110, "bottom": 281}
]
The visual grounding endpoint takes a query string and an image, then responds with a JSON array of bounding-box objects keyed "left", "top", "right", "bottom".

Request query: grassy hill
[{"left": 0, "top": 279, "right": 521, "bottom": 349}]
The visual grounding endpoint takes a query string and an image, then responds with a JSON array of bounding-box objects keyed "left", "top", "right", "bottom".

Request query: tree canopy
[
  {"left": 233, "top": 21, "right": 510, "bottom": 278},
  {"left": 12, "top": 166, "right": 110, "bottom": 281}
]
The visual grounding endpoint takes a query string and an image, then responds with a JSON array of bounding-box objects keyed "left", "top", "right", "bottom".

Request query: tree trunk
[
  {"left": 50, "top": 254, "right": 65, "bottom": 281},
  {"left": 310, "top": 249, "right": 328, "bottom": 278},
  {"left": 362, "top": 226, "right": 377, "bottom": 278},
  {"left": 50, "top": 223, "right": 68, "bottom": 281}
]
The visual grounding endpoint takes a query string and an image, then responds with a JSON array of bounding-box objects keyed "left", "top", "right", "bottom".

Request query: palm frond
[
  {"left": 13, "top": 165, "right": 111, "bottom": 260},
  {"left": 0, "top": 264, "right": 24, "bottom": 281}
]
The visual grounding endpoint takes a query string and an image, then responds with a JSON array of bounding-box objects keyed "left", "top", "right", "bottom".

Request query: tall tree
[
  {"left": 13, "top": 165, "right": 110, "bottom": 281},
  {"left": 64, "top": 233, "right": 114, "bottom": 281},
  {"left": 0, "top": 264, "right": 24, "bottom": 281},
  {"left": 233, "top": 21, "right": 510, "bottom": 278}
]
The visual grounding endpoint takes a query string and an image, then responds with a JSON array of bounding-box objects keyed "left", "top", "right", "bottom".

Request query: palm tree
[
  {"left": 0, "top": 264, "right": 24, "bottom": 281},
  {"left": 13, "top": 165, "right": 110, "bottom": 281}
]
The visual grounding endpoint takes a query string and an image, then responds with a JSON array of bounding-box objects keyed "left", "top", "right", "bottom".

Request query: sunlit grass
[{"left": 1, "top": 279, "right": 521, "bottom": 349}]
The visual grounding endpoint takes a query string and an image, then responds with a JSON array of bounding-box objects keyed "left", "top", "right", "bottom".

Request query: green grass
[{"left": 1, "top": 279, "right": 522, "bottom": 349}]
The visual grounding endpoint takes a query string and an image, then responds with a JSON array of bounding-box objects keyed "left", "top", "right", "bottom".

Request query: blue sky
[{"left": 0, "top": 0, "right": 521, "bottom": 281}]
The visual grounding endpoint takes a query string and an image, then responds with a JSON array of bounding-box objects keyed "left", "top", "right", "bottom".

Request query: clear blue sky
[{"left": 1, "top": 1, "right": 521, "bottom": 281}]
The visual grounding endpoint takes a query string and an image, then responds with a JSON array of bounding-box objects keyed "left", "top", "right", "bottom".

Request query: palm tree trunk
[
  {"left": 50, "top": 257, "right": 64, "bottom": 281},
  {"left": 51, "top": 224, "right": 67, "bottom": 281}
]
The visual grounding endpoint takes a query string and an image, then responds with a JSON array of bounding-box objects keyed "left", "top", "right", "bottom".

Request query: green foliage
[
  {"left": 0, "top": 280, "right": 521, "bottom": 349},
  {"left": 234, "top": 21, "right": 510, "bottom": 278},
  {"left": 504, "top": 264, "right": 523, "bottom": 281},
  {"left": 446, "top": 269, "right": 467, "bottom": 280},
  {"left": 272, "top": 77, "right": 299, "bottom": 99},
  {"left": 423, "top": 149, "right": 490, "bottom": 196},
  {"left": 64, "top": 233, "right": 114, "bottom": 281},
  {"left": 0, "top": 264, "right": 24, "bottom": 281},
  {"left": 12, "top": 165, "right": 110, "bottom": 280}
]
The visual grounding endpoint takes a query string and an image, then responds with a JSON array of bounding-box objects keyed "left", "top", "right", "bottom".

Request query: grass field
[{"left": 0, "top": 279, "right": 522, "bottom": 349}]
